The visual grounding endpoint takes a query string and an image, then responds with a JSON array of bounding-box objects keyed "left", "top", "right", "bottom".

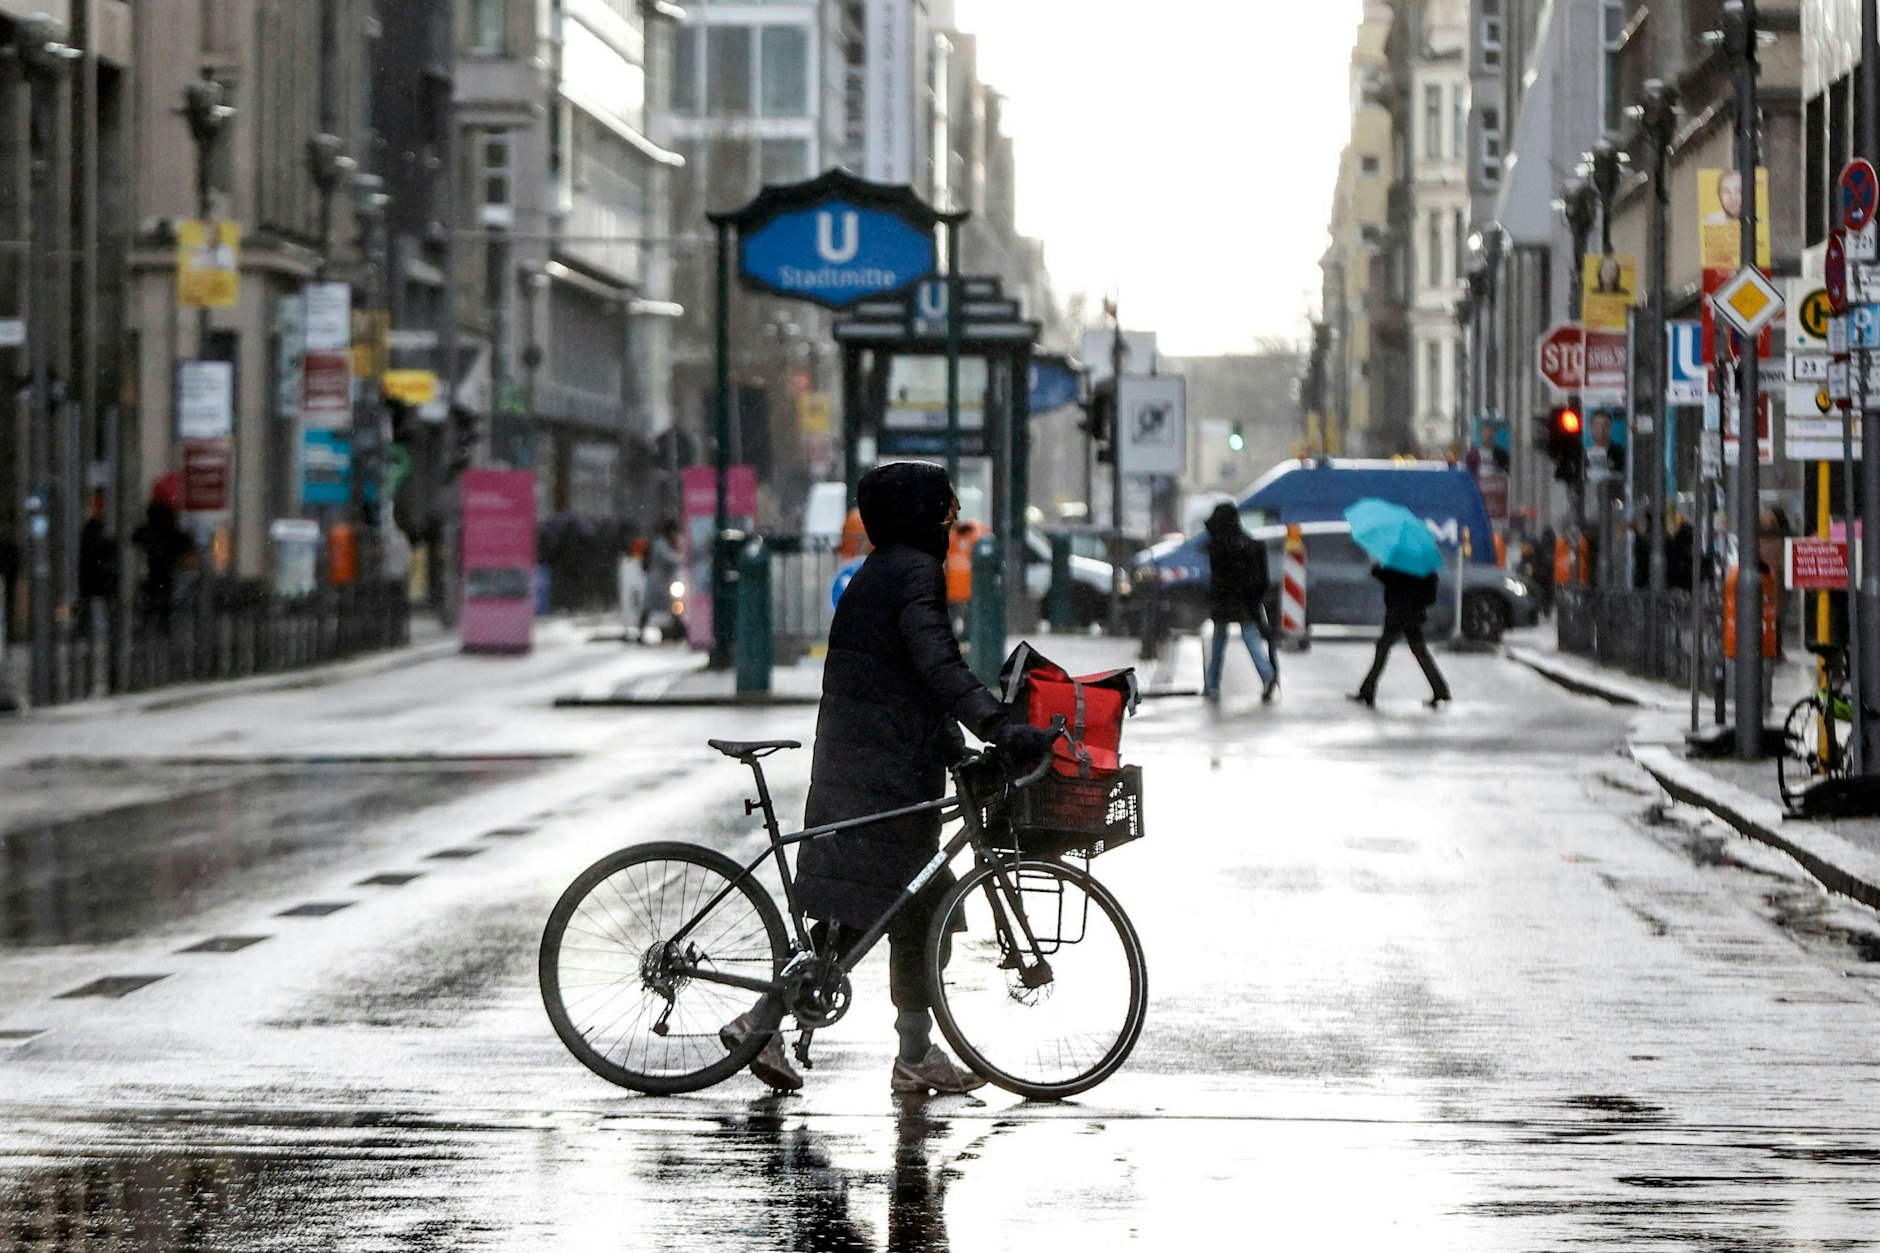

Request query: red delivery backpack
[{"left": 997, "top": 642, "right": 1139, "bottom": 777}]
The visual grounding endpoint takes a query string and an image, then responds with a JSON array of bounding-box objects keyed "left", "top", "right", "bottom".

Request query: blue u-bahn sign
[{"left": 717, "top": 168, "right": 949, "bottom": 311}]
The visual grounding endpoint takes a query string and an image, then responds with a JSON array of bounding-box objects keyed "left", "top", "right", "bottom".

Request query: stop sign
[{"left": 1536, "top": 322, "right": 1585, "bottom": 392}]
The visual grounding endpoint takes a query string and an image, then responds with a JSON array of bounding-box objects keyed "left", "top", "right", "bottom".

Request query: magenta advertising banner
[
  {"left": 461, "top": 468, "right": 537, "bottom": 654},
  {"left": 681, "top": 466, "right": 756, "bottom": 651}
]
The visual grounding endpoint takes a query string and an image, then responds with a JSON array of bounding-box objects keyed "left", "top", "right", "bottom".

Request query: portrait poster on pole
[
  {"left": 1697, "top": 168, "right": 1772, "bottom": 269},
  {"left": 176, "top": 220, "right": 241, "bottom": 309},
  {"left": 1581, "top": 254, "right": 1637, "bottom": 333}
]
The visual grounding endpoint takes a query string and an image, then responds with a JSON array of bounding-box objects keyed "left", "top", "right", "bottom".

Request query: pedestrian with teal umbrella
[{"left": 1343, "top": 498, "right": 1451, "bottom": 708}]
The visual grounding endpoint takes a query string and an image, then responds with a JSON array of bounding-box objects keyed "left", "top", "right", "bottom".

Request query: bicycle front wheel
[
  {"left": 928, "top": 858, "right": 1147, "bottom": 1100},
  {"left": 1778, "top": 696, "right": 1839, "bottom": 810},
  {"left": 540, "top": 841, "right": 787, "bottom": 1094}
]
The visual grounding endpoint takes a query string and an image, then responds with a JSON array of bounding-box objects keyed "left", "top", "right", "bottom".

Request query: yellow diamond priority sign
[{"left": 1713, "top": 266, "right": 1785, "bottom": 338}]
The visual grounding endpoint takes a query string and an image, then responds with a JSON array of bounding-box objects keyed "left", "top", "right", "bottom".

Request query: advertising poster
[
  {"left": 461, "top": 468, "right": 538, "bottom": 653},
  {"left": 176, "top": 220, "right": 241, "bottom": 309},
  {"left": 1698, "top": 168, "right": 1772, "bottom": 269},
  {"left": 1581, "top": 253, "right": 1637, "bottom": 333},
  {"left": 681, "top": 465, "right": 756, "bottom": 652}
]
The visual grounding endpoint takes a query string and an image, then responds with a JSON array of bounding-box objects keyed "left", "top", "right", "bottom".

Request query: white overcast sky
[{"left": 953, "top": 0, "right": 1362, "bottom": 356}]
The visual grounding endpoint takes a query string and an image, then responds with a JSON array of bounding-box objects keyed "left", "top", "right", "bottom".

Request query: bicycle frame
[{"left": 665, "top": 755, "right": 1052, "bottom": 1003}]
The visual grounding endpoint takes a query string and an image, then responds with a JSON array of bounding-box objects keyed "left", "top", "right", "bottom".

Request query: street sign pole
[
  {"left": 1730, "top": 0, "right": 1764, "bottom": 760},
  {"left": 710, "top": 218, "right": 733, "bottom": 671},
  {"left": 944, "top": 218, "right": 962, "bottom": 483}
]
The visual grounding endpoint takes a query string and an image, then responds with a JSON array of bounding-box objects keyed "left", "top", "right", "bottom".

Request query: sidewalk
[
  {"left": 553, "top": 627, "right": 1193, "bottom": 707},
  {"left": 1504, "top": 625, "right": 1880, "bottom": 911}
]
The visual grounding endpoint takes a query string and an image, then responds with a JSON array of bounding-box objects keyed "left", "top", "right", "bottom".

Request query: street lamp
[
  {"left": 517, "top": 264, "right": 549, "bottom": 469},
  {"left": 305, "top": 132, "right": 354, "bottom": 274},
  {"left": 1589, "top": 139, "right": 1623, "bottom": 254},
  {"left": 1636, "top": 80, "right": 1680, "bottom": 594}
]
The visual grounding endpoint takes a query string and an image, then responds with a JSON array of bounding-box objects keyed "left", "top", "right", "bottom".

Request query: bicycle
[
  {"left": 538, "top": 723, "right": 1148, "bottom": 1101},
  {"left": 1777, "top": 644, "right": 1854, "bottom": 810}
]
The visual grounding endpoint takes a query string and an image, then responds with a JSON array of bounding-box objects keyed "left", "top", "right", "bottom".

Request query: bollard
[
  {"left": 967, "top": 535, "right": 1006, "bottom": 685},
  {"left": 0, "top": 581, "right": 15, "bottom": 712},
  {"left": 1047, "top": 533, "right": 1075, "bottom": 632},
  {"left": 734, "top": 536, "right": 772, "bottom": 697},
  {"left": 709, "top": 529, "right": 746, "bottom": 670}
]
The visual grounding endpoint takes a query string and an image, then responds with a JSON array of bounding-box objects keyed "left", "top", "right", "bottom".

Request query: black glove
[{"left": 992, "top": 718, "right": 1060, "bottom": 764}]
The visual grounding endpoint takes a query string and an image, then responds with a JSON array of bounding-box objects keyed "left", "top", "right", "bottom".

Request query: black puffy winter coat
[
  {"left": 1203, "top": 502, "right": 1270, "bottom": 623},
  {"left": 795, "top": 462, "right": 1005, "bottom": 929}
]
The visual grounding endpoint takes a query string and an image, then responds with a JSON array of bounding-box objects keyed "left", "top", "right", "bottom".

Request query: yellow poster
[
  {"left": 1698, "top": 168, "right": 1771, "bottom": 269},
  {"left": 1582, "top": 253, "right": 1637, "bottom": 331},
  {"left": 798, "top": 391, "right": 832, "bottom": 434},
  {"left": 176, "top": 219, "right": 240, "bottom": 309}
]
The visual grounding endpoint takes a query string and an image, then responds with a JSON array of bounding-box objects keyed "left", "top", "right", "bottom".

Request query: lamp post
[
  {"left": 1639, "top": 81, "right": 1680, "bottom": 595},
  {"left": 1722, "top": 0, "right": 1765, "bottom": 761},
  {"left": 517, "top": 264, "right": 548, "bottom": 471},
  {"left": 1453, "top": 288, "right": 1474, "bottom": 454},
  {"left": 1561, "top": 180, "right": 1597, "bottom": 528},
  {"left": 17, "top": 17, "right": 78, "bottom": 707},
  {"left": 1476, "top": 227, "right": 1504, "bottom": 454},
  {"left": 1590, "top": 140, "right": 1622, "bottom": 254}
]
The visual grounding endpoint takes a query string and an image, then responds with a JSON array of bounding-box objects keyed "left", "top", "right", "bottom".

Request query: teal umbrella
[{"left": 1343, "top": 498, "right": 1444, "bottom": 577}]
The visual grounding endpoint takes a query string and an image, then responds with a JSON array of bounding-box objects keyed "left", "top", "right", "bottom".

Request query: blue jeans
[{"left": 1203, "top": 619, "right": 1276, "bottom": 694}]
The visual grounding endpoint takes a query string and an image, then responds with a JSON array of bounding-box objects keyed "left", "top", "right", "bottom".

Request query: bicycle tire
[
  {"left": 1778, "top": 696, "right": 1838, "bottom": 810},
  {"left": 927, "top": 858, "right": 1147, "bottom": 1100},
  {"left": 540, "top": 841, "right": 788, "bottom": 1094}
]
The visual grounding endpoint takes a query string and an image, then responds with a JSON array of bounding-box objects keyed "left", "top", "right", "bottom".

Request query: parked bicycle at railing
[{"left": 1778, "top": 644, "right": 1855, "bottom": 810}]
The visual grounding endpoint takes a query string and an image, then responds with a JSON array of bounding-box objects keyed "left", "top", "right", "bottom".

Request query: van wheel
[
  {"left": 1461, "top": 592, "right": 1509, "bottom": 642},
  {"left": 1070, "top": 584, "right": 1107, "bottom": 628}
]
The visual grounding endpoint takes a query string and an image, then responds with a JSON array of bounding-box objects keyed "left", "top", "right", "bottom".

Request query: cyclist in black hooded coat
[{"left": 720, "top": 460, "right": 1055, "bottom": 1095}]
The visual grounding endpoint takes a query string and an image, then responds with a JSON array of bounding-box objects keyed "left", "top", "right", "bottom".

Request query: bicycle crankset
[{"left": 783, "top": 954, "right": 853, "bottom": 1029}]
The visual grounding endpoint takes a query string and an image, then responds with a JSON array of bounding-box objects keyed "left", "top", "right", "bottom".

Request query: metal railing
[
  {"left": 1555, "top": 585, "right": 1719, "bottom": 688},
  {"left": 33, "top": 578, "right": 410, "bottom": 707},
  {"left": 767, "top": 536, "right": 847, "bottom": 664}
]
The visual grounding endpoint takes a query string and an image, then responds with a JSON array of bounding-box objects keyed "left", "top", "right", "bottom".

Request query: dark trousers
[{"left": 1358, "top": 614, "right": 1450, "bottom": 701}]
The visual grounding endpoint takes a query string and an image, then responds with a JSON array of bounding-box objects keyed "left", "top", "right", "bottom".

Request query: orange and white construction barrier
[{"left": 1280, "top": 524, "right": 1308, "bottom": 648}]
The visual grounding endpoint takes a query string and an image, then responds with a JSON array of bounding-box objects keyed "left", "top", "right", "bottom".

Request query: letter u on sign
[{"left": 817, "top": 211, "right": 860, "bottom": 264}]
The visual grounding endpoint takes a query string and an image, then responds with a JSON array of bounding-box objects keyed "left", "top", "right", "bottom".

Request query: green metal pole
[
  {"left": 945, "top": 219, "right": 962, "bottom": 484},
  {"left": 711, "top": 219, "right": 733, "bottom": 670}
]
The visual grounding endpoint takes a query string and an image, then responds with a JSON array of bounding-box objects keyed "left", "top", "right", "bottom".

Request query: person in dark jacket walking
[
  {"left": 721, "top": 461, "right": 1056, "bottom": 1095},
  {"left": 1200, "top": 503, "right": 1278, "bottom": 702},
  {"left": 1351, "top": 565, "right": 1451, "bottom": 708}
]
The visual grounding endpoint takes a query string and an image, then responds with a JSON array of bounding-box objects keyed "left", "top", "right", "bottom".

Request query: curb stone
[{"left": 1629, "top": 741, "right": 1880, "bottom": 912}]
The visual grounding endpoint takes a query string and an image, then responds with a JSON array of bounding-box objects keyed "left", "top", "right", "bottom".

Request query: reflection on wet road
[
  {"left": 1, "top": 640, "right": 1879, "bottom": 1247},
  {"left": 1, "top": 762, "right": 538, "bottom": 946}
]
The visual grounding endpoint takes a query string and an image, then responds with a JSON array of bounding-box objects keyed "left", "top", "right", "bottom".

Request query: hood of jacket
[
  {"left": 1204, "top": 502, "right": 1243, "bottom": 547},
  {"left": 857, "top": 461, "right": 953, "bottom": 560}
]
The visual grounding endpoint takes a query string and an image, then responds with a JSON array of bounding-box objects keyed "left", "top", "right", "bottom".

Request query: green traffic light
[{"left": 1228, "top": 427, "right": 1245, "bottom": 452}]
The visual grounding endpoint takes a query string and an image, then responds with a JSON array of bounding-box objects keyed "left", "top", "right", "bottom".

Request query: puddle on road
[{"left": 0, "top": 761, "right": 540, "bottom": 947}]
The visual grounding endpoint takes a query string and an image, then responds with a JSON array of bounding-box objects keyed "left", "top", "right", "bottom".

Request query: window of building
[
  {"left": 471, "top": 0, "right": 504, "bottom": 54},
  {"left": 707, "top": 25, "right": 753, "bottom": 115},
  {"left": 1481, "top": 0, "right": 1502, "bottom": 68},
  {"left": 1426, "top": 339, "right": 1444, "bottom": 416},
  {"left": 760, "top": 137, "right": 811, "bottom": 183},
  {"left": 673, "top": 24, "right": 700, "bottom": 114},
  {"left": 480, "top": 130, "right": 513, "bottom": 228},
  {"left": 1360, "top": 154, "right": 1381, "bottom": 176},
  {"left": 1453, "top": 210, "right": 1467, "bottom": 283},
  {"left": 1807, "top": 89, "right": 1827, "bottom": 247},
  {"left": 1424, "top": 84, "right": 1443, "bottom": 161},
  {"left": 760, "top": 24, "right": 810, "bottom": 117},
  {"left": 1480, "top": 107, "right": 1502, "bottom": 187},
  {"left": 1452, "top": 85, "right": 1467, "bottom": 164},
  {"left": 1427, "top": 211, "right": 1443, "bottom": 287},
  {"left": 1601, "top": 1, "right": 1627, "bottom": 133}
]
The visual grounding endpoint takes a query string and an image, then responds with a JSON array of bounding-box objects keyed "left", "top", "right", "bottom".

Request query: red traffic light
[{"left": 1556, "top": 408, "right": 1582, "bottom": 436}]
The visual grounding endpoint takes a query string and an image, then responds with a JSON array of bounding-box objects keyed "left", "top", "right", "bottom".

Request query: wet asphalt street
[{"left": 4, "top": 625, "right": 1880, "bottom": 1249}]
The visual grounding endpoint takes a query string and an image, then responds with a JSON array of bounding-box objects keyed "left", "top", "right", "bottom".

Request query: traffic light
[
  {"left": 1228, "top": 421, "right": 1245, "bottom": 452},
  {"left": 1546, "top": 405, "right": 1585, "bottom": 485},
  {"left": 1084, "top": 387, "right": 1115, "bottom": 464}
]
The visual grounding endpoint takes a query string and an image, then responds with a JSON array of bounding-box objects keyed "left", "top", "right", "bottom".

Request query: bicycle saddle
[{"left": 708, "top": 738, "right": 802, "bottom": 759}]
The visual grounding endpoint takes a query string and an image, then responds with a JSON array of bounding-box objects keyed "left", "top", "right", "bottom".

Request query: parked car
[
  {"left": 1138, "top": 518, "right": 1537, "bottom": 641},
  {"left": 1022, "top": 528, "right": 1130, "bottom": 628}
]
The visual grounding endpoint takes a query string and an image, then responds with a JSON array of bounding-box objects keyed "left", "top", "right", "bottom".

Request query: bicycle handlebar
[{"left": 1010, "top": 717, "right": 1070, "bottom": 790}]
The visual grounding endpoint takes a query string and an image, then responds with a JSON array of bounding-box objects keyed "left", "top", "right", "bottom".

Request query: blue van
[{"left": 1136, "top": 460, "right": 1534, "bottom": 640}]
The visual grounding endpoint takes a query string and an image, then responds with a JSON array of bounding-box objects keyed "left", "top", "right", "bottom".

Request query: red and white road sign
[
  {"left": 1536, "top": 322, "right": 1583, "bottom": 392},
  {"left": 1786, "top": 537, "right": 1850, "bottom": 590},
  {"left": 1843, "top": 158, "right": 1878, "bottom": 231}
]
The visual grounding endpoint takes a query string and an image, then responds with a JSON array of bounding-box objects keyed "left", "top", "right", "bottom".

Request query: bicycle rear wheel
[
  {"left": 540, "top": 841, "right": 787, "bottom": 1094},
  {"left": 927, "top": 858, "right": 1147, "bottom": 1100},
  {"left": 1778, "top": 696, "right": 1840, "bottom": 810}
]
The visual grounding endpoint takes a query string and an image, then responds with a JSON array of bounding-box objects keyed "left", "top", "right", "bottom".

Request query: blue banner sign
[
  {"left": 302, "top": 429, "right": 352, "bottom": 506},
  {"left": 1028, "top": 359, "right": 1080, "bottom": 414}
]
